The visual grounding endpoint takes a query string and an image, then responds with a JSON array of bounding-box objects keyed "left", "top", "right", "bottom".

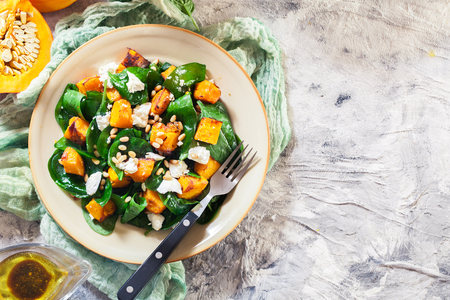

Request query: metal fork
[{"left": 117, "top": 141, "right": 256, "bottom": 300}]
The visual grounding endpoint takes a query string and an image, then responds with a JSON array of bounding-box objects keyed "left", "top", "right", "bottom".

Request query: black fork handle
[{"left": 117, "top": 211, "right": 198, "bottom": 300}]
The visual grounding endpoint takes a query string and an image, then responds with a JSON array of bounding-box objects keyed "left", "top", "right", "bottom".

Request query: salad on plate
[{"left": 48, "top": 48, "right": 239, "bottom": 236}]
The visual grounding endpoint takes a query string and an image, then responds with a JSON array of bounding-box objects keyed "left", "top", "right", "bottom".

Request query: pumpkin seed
[
  {"left": 12, "top": 68, "right": 21, "bottom": 76},
  {"left": 11, "top": 50, "right": 18, "bottom": 61},
  {"left": 1, "top": 38, "right": 12, "bottom": 48},
  {"left": 2, "top": 65, "right": 12, "bottom": 75},
  {"left": 10, "top": 60, "right": 23, "bottom": 70},
  {"left": 20, "top": 11, "right": 27, "bottom": 24},
  {"left": 2, "top": 48, "right": 12, "bottom": 62},
  {"left": 26, "top": 21, "right": 36, "bottom": 28}
]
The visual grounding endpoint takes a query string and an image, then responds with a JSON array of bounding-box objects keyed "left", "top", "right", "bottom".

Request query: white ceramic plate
[{"left": 29, "top": 25, "right": 269, "bottom": 264}]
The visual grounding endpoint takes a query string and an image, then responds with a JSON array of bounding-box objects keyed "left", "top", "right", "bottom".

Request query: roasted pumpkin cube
[
  {"left": 125, "top": 158, "right": 155, "bottom": 183},
  {"left": 121, "top": 48, "right": 150, "bottom": 68},
  {"left": 60, "top": 147, "right": 85, "bottom": 176},
  {"left": 143, "top": 189, "right": 166, "bottom": 214},
  {"left": 106, "top": 88, "right": 123, "bottom": 102},
  {"left": 151, "top": 88, "right": 173, "bottom": 115},
  {"left": 177, "top": 175, "right": 208, "bottom": 200},
  {"left": 85, "top": 199, "right": 116, "bottom": 222},
  {"left": 150, "top": 123, "right": 181, "bottom": 155},
  {"left": 64, "top": 116, "right": 90, "bottom": 145},
  {"left": 194, "top": 156, "right": 221, "bottom": 180},
  {"left": 116, "top": 64, "right": 126, "bottom": 73},
  {"left": 76, "top": 76, "right": 104, "bottom": 95},
  {"left": 193, "top": 80, "right": 221, "bottom": 104},
  {"left": 161, "top": 65, "right": 176, "bottom": 80},
  {"left": 108, "top": 167, "right": 132, "bottom": 188},
  {"left": 194, "top": 117, "right": 222, "bottom": 145},
  {"left": 110, "top": 99, "right": 133, "bottom": 128}
]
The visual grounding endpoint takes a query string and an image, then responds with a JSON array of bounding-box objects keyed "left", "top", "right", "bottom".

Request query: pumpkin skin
[
  {"left": 30, "top": 0, "right": 76, "bottom": 13},
  {"left": 0, "top": 0, "right": 53, "bottom": 93}
]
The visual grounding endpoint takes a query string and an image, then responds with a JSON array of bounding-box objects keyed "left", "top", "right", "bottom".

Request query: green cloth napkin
[{"left": 0, "top": 0, "right": 290, "bottom": 299}]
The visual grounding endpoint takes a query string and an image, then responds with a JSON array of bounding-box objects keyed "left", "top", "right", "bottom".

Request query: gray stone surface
[{"left": 3, "top": 0, "right": 450, "bottom": 299}]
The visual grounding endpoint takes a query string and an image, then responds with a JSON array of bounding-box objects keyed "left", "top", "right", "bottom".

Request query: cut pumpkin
[
  {"left": 0, "top": 0, "right": 53, "bottom": 93},
  {"left": 30, "top": 0, "right": 76, "bottom": 13}
]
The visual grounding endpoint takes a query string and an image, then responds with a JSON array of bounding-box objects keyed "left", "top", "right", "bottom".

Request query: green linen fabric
[{"left": 0, "top": 0, "right": 290, "bottom": 299}]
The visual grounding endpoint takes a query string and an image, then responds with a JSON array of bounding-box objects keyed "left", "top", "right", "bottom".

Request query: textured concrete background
[{"left": 2, "top": 0, "right": 450, "bottom": 299}]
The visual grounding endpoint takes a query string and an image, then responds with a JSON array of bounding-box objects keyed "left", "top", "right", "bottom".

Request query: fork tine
[
  {"left": 226, "top": 146, "right": 252, "bottom": 178},
  {"left": 218, "top": 141, "right": 244, "bottom": 173},
  {"left": 223, "top": 144, "right": 248, "bottom": 177},
  {"left": 231, "top": 150, "right": 257, "bottom": 182}
]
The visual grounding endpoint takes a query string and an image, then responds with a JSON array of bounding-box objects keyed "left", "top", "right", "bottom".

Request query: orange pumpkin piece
[
  {"left": 120, "top": 48, "right": 150, "bottom": 68},
  {"left": 76, "top": 76, "right": 103, "bottom": 95},
  {"left": 30, "top": 0, "right": 76, "bottom": 13},
  {"left": 194, "top": 117, "right": 222, "bottom": 145},
  {"left": 194, "top": 156, "right": 221, "bottom": 180},
  {"left": 125, "top": 158, "right": 155, "bottom": 183},
  {"left": 193, "top": 80, "right": 221, "bottom": 104},
  {"left": 116, "top": 64, "right": 126, "bottom": 73},
  {"left": 143, "top": 189, "right": 166, "bottom": 214},
  {"left": 161, "top": 65, "right": 176, "bottom": 80},
  {"left": 108, "top": 167, "right": 132, "bottom": 188},
  {"left": 0, "top": 0, "right": 53, "bottom": 93},
  {"left": 149, "top": 123, "right": 181, "bottom": 155},
  {"left": 85, "top": 199, "right": 116, "bottom": 222},
  {"left": 60, "top": 147, "right": 84, "bottom": 176},
  {"left": 110, "top": 99, "right": 133, "bottom": 128},
  {"left": 64, "top": 116, "right": 89, "bottom": 145},
  {"left": 177, "top": 175, "right": 208, "bottom": 200},
  {"left": 106, "top": 88, "right": 123, "bottom": 101},
  {"left": 151, "top": 88, "right": 173, "bottom": 115}
]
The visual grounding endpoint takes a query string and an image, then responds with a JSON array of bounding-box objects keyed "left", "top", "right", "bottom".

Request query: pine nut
[
  {"left": 125, "top": 196, "right": 132, "bottom": 203},
  {"left": 119, "top": 136, "right": 129, "bottom": 142},
  {"left": 152, "top": 142, "right": 160, "bottom": 149},
  {"left": 177, "top": 122, "right": 183, "bottom": 130},
  {"left": 156, "top": 168, "right": 164, "bottom": 175},
  {"left": 94, "top": 150, "right": 100, "bottom": 157},
  {"left": 151, "top": 90, "right": 156, "bottom": 97},
  {"left": 118, "top": 155, "right": 127, "bottom": 163},
  {"left": 154, "top": 114, "right": 160, "bottom": 122},
  {"left": 103, "top": 171, "right": 109, "bottom": 178},
  {"left": 92, "top": 158, "right": 100, "bottom": 165},
  {"left": 148, "top": 119, "right": 156, "bottom": 125},
  {"left": 164, "top": 160, "right": 169, "bottom": 168},
  {"left": 128, "top": 151, "right": 136, "bottom": 158},
  {"left": 110, "top": 134, "right": 117, "bottom": 139},
  {"left": 112, "top": 157, "right": 119, "bottom": 164},
  {"left": 141, "top": 182, "right": 147, "bottom": 192},
  {"left": 170, "top": 115, "right": 177, "bottom": 122},
  {"left": 84, "top": 174, "right": 89, "bottom": 182},
  {"left": 118, "top": 145, "right": 127, "bottom": 151},
  {"left": 145, "top": 124, "right": 151, "bottom": 133},
  {"left": 178, "top": 133, "right": 186, "bottom": 141},
  {"left": 110, "top": 128, "right": 118, "bottom": 135},
  {"left": 58, "top": 159, "right": 63, "bottom": 165},
  {"left": 170, "top": 159, "right": 179, "bottom": 165},
  {"left": 156, "top": 131, "right": 164, "bottom": 137},
  {"left": 116, "top": 152, "right": 122, "bottom": 159},
  {"left": 100, "top": 179, "right": 106, "bottom": 186},
  {"left": 154, "top": 85, "right": 162, "bottom": 92},
  {"left": 155, "top": 138, "right": 164, "bottom": 144}
]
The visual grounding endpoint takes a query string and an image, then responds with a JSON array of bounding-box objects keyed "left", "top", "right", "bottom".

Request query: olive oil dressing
[{"left": 0, "top": 252, "right": 68, "bottom": 300}]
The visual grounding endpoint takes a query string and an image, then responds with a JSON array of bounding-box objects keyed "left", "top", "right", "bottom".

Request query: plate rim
[{"left": 29, "top": 24, "right": 270, "bottom": 264}]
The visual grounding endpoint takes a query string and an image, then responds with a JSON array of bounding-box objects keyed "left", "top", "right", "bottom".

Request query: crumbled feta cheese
[
  {"left": 188, "top": 146, "right": 210, "bottom": 164},
  {"left": 116, "top": 159, "right": 138, "bottom": 174},
  {"left": 169, "top": 160, "right": 189, "bottom": 178},
  {"left": 98, "top": 62, "right": 119, "bottom": 89},
  {"left": 157, "top": 178, "right": 182, "bottom": 194},
  {"left": 86, "top": 172, "right": 102, "bottom": 195},
  {"left": 126, "top": 71, "right": 145, "bottom": 93},
  {"left": 107, "top": 103, "right": 112, "bottom": 110},
  {"left": 169, "top": 93, "right": 175, "bottom": 101},
  {"left": 96, "top": 112, "right": 111, "bottom": 131},
  {"left": 107, "top": 136, "right": 111, "bottom": 144},
  {"left": 89, "top": 214, "right": 95, "bottom": 220},
  {"left": 145, "top": 152, "right": 165, "bottom": 161},
  {"left": 132, "top": 102, "right": 151, "bottom": 128},
  {"left": 147, "top": 213, "right": 165, "bottom": 231},
  {"left": 179, "top": 79, "right": 185, "bottom": 86},
  {"left": 177, "top": 141, "right": 183, "bottom": 147}
]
